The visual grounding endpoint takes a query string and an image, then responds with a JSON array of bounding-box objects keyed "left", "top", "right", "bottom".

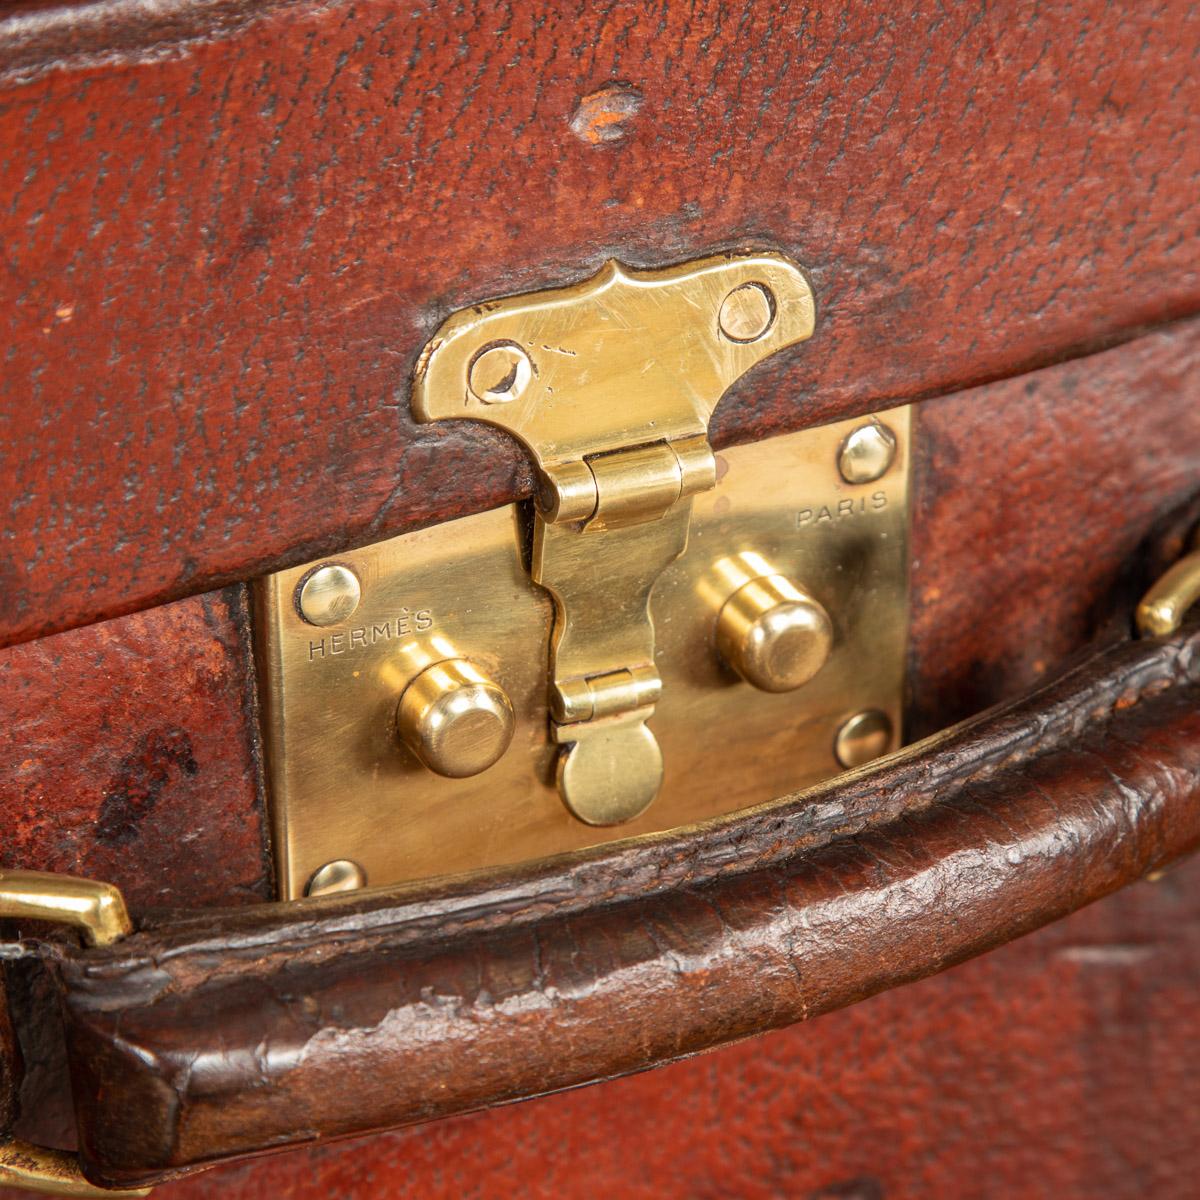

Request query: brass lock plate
[{"left": 257, "top": 408, "right": 911, "bottom": 898}]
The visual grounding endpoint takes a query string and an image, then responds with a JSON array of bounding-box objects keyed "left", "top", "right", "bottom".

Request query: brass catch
[{"left": 412, "top": 254, "right": 816, "bottom": 823}]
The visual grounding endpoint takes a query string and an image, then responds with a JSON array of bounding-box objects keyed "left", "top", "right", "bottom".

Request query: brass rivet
[
  {"left": 305, "top": 859, "right": 366, "bottom": 897},
  {"left": 718, "top": 282, "right": 775, "bottom": 343},
  {"left": 834, "top": 709, "right": 893, "bottom": 768},
  {"left": 297, "top": 564, "right": 361, "bottom": 627},
  {"left": 468, "top": 341, "right": 533, "bottom": 405},
  {"left": 837, "top": 422, "right": 897, "bottom": 485}
]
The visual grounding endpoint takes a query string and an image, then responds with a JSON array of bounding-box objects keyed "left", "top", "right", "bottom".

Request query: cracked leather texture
[{"left": 38, "top": 621, "right": 1200, "bottom": 1187}]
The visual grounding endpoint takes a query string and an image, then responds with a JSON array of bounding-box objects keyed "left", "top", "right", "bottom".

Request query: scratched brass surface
[
  {"left": 257, "top": 408, "right": 911, "bottom": 898},
  {"left": 411, "top": 254, "right": 815, "bottom": 475}
]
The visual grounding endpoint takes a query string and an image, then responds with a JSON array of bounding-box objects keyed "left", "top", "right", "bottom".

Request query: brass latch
[
  {"left": 257, "top": 254, "right": 909, "bottom": 898},
  {"left": 412, "top": 255, "right": 815, "bottom": 823}
]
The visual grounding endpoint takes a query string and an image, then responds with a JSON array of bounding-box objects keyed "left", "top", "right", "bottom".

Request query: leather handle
[{"left": 23, "top": 622, "right": 1200, "bottom": 1187}]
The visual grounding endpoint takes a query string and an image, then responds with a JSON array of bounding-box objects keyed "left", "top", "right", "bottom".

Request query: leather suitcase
[{"left": 2, "top": 3, "right": 1199, "bottom": 1197}]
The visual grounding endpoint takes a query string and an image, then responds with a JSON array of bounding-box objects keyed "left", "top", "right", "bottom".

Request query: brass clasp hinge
[{"left": 412, "top": 254, "right": 815, "bottom": 822}]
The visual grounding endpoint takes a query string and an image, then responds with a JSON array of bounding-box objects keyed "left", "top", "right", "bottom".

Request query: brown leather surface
[
  {"left": 911, "top": 320, "right": 1200, "bottom": 736},
  {"left": 2, "top": 1, "right": 1198, "bottom": 648},
  {"left": 4, "top": 955, "right": 74, "bottom": 1153},
  {"left": 146, "top": 853, "right": 1200, "bottom": 1200},
  {"left": 41, "top": 622, "right": 1200, "bottom": 1185},
  {"left": 0, "top": 587, "right": 269, "bottom": 912}
]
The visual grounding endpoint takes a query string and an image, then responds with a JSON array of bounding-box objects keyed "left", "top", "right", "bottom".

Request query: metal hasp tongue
[{"left": 411, "top": 253, "right": 815, "bottom": 825}]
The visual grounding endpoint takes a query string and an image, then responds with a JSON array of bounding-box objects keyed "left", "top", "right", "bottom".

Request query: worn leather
[
  {"left": 0, "top": 973, "right": 17, "bottom": 1136},
  {"left": 0, "top": 587, "right": 270, "bottom": 913},
  {"left": 142, "top": 856, "right": 1200, "bottom": 1200},
  {"left": 2, "top": 3, "right": 1197, "bottom": 1195},
  {"left": 2, "top": 0, "right": 1198, "bottom": 649},
  {"left": 26, "top": 621, "right": 1200, "bottom": 1187}
]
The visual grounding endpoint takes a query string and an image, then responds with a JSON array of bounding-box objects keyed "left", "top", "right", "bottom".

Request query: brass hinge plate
[{"left": 258, "top": 409, "right": 911, "bottom": 898}]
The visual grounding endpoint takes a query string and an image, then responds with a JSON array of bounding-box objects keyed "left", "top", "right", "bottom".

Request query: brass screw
[
  {"left": 297, "top": 564, "right": 361, "bottom": 627},
  {"left": 718, "top": 283, "right": 775, "bottom": 342},
  {"left": 305, "top": 859, "right": 366, "bottom": 897},
  {"left": 834, "top": 709, "right": 894, "bottom": 768},
  {"left": 837, "top": 422, "right": 897, "bottom": 485},
  {"left": 468, "top": 341, "right": 533, "bottom": 405}
]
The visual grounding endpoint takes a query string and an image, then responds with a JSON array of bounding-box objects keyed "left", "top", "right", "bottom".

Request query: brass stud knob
[
  {"left": 396, "top": 658, "right": 515, "bottom": 778},
  {"left": 712, "top": 553, "right": 833, "bottom": 693}
]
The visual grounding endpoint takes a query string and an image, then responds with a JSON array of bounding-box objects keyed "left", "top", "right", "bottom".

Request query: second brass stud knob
[
  {"left": 396, "top": 658, "right": 515, "bottom": 778},
  {"left": 714, "top": 554, "right": 833, "bottom": 693}
]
